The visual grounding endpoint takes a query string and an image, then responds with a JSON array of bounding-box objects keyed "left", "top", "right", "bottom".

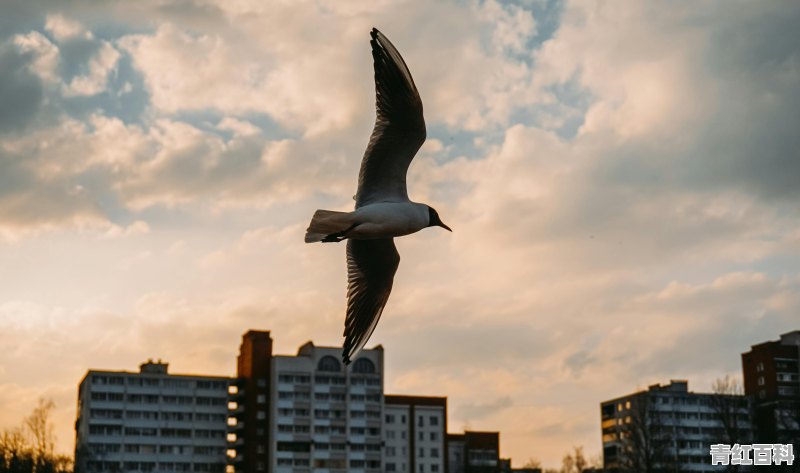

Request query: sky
[{"left": 0, "top": 0, "right": 799, "bottom": 468}]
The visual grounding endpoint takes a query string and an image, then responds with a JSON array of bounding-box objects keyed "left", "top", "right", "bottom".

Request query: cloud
[
  {"left": 0, "top": 40, "right": 46, "bottom": 133},
  {"left": 0, "top": 1, "right": 799, "bottom": 469},
  {"left": 117, "top": 21, "right": 363, "bottom": 135},
  {"left": 62, "top": 40, "right": 120, "bottom": 96},
  {"left": 12, "top": 30, "right": 59, "bottom": 82},
  {"left": 44, "top": 14, "right": 89, "bottom": 42},
  {"left": 456, "top": 396, "right": 513, "bottom": 421}
]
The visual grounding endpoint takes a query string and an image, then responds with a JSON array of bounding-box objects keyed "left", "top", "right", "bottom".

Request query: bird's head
[{"left": 427, "top": 206, "right": 452, "bottom": 232}]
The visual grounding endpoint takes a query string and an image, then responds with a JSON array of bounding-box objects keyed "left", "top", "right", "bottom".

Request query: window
[
  {"left": 758, "top": 377, "right": 765, "bottom": 386},
  {"left": 430, "top": 416, "right": 438, "bottom": 426},
  {"left": 317, "top": 356, "right": 341, "bottom": 372},
  {"left": 351, "top": 358, "right": 376, "bottom": 373},
  {"left": 431, "top": 448, "right": 439, "bottom": 458},
  {"left": 756, "top": 362, "right": 764, "bottom": 372},
  {"left": 418, "top": 416, "right": 424, "bottom": 427},
  {"left": 386, "top": 414, "right": 395, "bottom": 423}
]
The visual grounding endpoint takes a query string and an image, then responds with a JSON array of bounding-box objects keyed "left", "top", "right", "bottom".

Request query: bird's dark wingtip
[
  {"left": 370, "top": 28, "right": 379, "bottom": 39},
  {"left": 342, "top": 351, "right": 352, "bottom": 366}
]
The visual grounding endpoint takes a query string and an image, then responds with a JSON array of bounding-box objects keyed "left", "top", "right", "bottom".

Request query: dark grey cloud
[
  {"left": 599, "top": 2, "right": 800, "bottom": 202},
  {"left": 455, "top": 396, "right": 513, "bottom": 421},
  {"left": 0, "top": 1, "right": 45, "bottom": 38},
  {"left": 633, "top": 303, "right": 800, "bottom": 381},
  {"left": 606, "top": 273, "right": 800, "bottom": 384},
  {"left": 0, "top": 44, "right": 44, "bottom": 133},
  {"left": 56, "top": 34, "right": 98, "bottom": 78},
  {"left": 384, "top": 319, "right": 556, "bottom": 371}
]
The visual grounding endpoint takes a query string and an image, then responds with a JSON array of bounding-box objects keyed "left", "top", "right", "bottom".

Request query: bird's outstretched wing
[
  {"left": 342, "top": 238, "right": 400, "bottom": 364},
  {"left": 355, "top": 28, "right": 426, "bottom": 209}
]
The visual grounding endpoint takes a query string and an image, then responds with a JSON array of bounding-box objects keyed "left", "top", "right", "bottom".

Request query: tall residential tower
[{"left": 741, "top": 330, "right": 800, "bottom": 446}]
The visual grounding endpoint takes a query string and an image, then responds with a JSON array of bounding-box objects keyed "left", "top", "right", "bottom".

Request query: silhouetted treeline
[{"left": 0, "top": 399, "right": 72, "bottom": 473}]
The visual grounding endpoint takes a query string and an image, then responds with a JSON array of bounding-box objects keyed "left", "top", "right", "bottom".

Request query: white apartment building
[
  {"left": 267, "top": 342, "right": 384, "bottom": 473},
  {"left": 384, "top": 395, "right": 447, "bottom": 473},
  {"left": 75, "top": 360, "right": 233, "bottom": 473},
  {"left": 600, "top": 380, "right": 753, "bottom": 472}
]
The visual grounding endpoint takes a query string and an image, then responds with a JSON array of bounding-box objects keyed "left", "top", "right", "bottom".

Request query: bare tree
[
  {"left": 0, "top": 398, "right": 72, "bottom": 473},
  {"left": 559, "top": 446, "right": 588, "bottom": 473},
  {"left": 709, "top": 376, "right": 750, "bottom": 473},
  {"left": 522, "top": 458, "right": 542, "bottom": 469},
  {"left": 711, "top": 375, "right": 746, "bottom": 439},
  {"left": 24, "top": 399, "right": 56, "bottom": 469},
  {"left": 774, "top": 397, "right": 800, "bottom": 468},
  {"left": 616, "top": 395, "right": 677, "bottom": 473},
  {"left": 0, "top": 426, "right": 30, "bottom": 470}
]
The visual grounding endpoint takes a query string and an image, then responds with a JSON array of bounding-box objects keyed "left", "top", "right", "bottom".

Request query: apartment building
[
  {"left": 74, "top": 360, "right": 232, "bottom": 473},
  {"left": 384, "top": 395, "right": 447, "bottom": 473},
  {"left": 600, "top": 380, "right": 753, "bottom": 472},
  {"left": 226, "top": 331, "right": 385, "bottom": 473},
  {"left": 447, "top": 431, "right": 500, "bottom": 473},
  {"left": 741, "top": 330, "right": 800, "bottom": 445}
]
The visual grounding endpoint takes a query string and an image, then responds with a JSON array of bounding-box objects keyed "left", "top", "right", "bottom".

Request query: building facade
[
  {"left": 741, "top": 330, "right": 800, "bottom": 446},
  {"left": 225, "top": 332, "right": 385, "bottom": 473},
  {"left": 270, "top": 342, "right": 384, "bottom": 473},
  {"left": 228, "top": 330, "right": 274, "bottom": 473},
  {"left": 384, "top": 395, "right": 447, "bottom": 473},
  {"left": 74, "top": 360, "right": 232, "bottom": 473},
  {"left": 447, "top": 431, "right": 500, "bottom": 473},
  {"left": 600, "top": 380, "right": 753, "bottom": 472}
]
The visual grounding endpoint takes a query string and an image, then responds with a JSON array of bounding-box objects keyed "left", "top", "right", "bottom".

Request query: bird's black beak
[{"left": 428, "top": 207, "right": 452, "bottom": 232}]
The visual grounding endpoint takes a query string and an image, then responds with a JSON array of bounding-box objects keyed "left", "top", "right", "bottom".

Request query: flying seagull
[{"left": 305, "top": 28, "right": 451, "bottom": 365}]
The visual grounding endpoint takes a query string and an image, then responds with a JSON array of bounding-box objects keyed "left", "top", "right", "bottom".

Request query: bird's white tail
[{"left": 305, "top": 209, "right": 353, "bottom": 243}]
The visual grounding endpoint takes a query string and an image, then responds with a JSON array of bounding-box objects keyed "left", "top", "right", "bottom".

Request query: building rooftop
[
  {"left": 746, "top": 330, "right": 800, "bottom": 351},
  {"left": 140, "top": 359, "right": 168, "bottom": 374},
  {"left": 385, "top": 394, "right": 447, "bottom": 406},
  {"left": 647, "top": 379, "right": 688, "bottom": 393}
]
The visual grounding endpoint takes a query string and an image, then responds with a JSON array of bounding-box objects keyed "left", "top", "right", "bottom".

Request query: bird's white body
[
  {"left": 304, "top": 201, "right": 430, "bottom": 243},
  {"left": 348, "top": 202, "right": 429, "bottom": 239}
]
